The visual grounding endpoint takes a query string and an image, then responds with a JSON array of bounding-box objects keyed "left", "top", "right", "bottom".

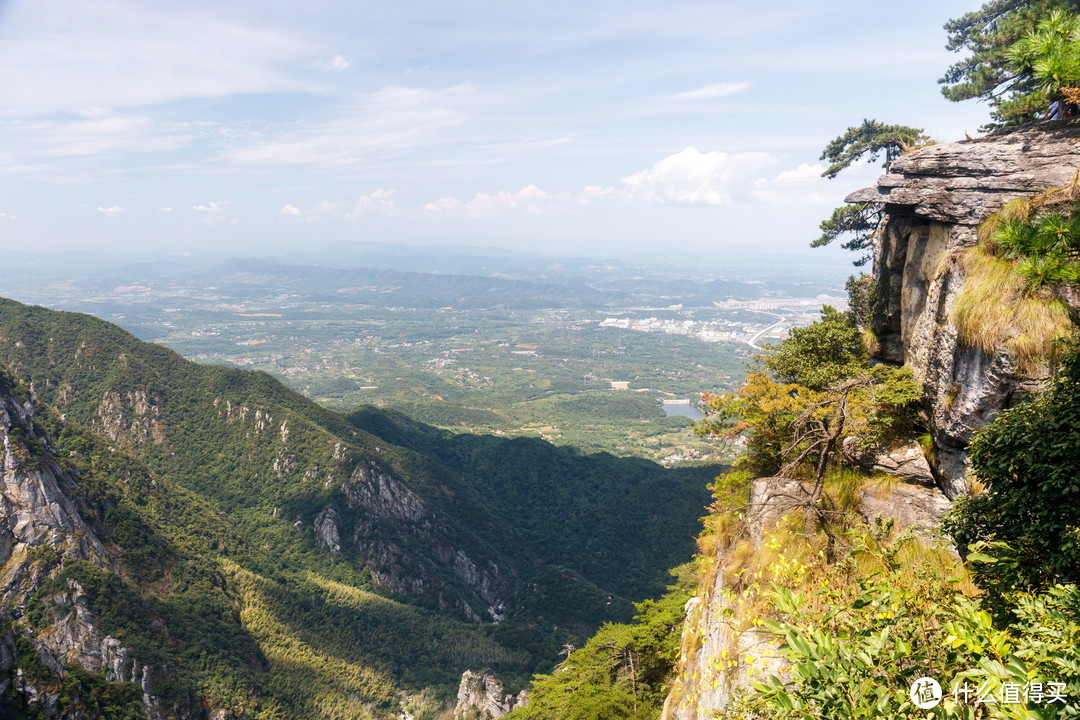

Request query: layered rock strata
[{"left": 850, "top": 119, "right": 1080, "bottom": 494}]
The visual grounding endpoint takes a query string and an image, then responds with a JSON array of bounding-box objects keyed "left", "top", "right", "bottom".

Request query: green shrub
[{"left": 944, "top": 342, "right": 1080, "bottom": 603}]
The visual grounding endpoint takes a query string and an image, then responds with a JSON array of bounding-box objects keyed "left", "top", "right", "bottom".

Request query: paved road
[{"left": 746, "top": 310, "right": 786, "bottom": 349}]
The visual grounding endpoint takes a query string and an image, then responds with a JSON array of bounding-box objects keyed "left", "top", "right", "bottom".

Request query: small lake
[{"left": 660, "top": 400, "right": 705, "bottom": 421}]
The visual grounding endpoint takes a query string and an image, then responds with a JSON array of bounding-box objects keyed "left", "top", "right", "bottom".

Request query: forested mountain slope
[{"left": 0, "top": 297, "right": 713, "bottom": 719}]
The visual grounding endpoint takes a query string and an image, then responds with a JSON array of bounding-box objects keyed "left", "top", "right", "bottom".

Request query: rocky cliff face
[
  {"left": 213, "top": 394, "right": 514, "bottom": 622},
  {"left": 662, "top": 120, "right": 1080, "bottom": 719},
  {"left": 331, "top": 457, "right": 514, "bottom": 622},
  {"left": 452, "top": 669, "right": 527, "bottom": 720},
  {"left": 661, "top": 478, "right": 950, "bottom": 720},
  {"left": 0, "top": 375, "right": 204, "bottom": 719},
  {"left": 850, "top": 119, "right": 1080, "bottom": 494}
]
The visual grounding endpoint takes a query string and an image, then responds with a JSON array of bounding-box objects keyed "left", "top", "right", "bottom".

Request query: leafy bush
[
  {"left": 944, "top": 342, "right": 1080, "bottom": 602},
  {"left": 761, "top": 306, "right": 869, "bottom": 392},
  {"left": 698, "top": 307, "right": 922, "bottom": 479},
  {"left": 753, "top": 556, "right": 1080, "bottom": 719}
]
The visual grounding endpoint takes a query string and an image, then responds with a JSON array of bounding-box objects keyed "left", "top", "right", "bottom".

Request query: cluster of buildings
[
  {"left": 599, "top": 315, "right": 770, "bottom": 343},
  {"left": 598, "top": 295, "right": 846, "bottom": 346}
]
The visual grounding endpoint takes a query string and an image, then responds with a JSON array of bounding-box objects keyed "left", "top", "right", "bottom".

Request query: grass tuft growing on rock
[{"left": 953, "top": 245, "right": 1074, "bottom": 374}]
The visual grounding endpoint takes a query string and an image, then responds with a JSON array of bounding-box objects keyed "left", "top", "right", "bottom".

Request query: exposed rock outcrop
[
  {"left": 1, "top": 384, "right": 109, "bottom": 593},
  {"left": 859, "top": 481, "right": 951, "bottom": 539},
  {"left": 314, "top": 506, "right": 341, "bottom": 553},
  {"left": 854, "top": 120, "right": 1080, "bottom": 495},
  {"left": 663, "top": 120, "right": 1080, "bottom": 720},
  {"left": 842, "top": 439, "right": 936, "bottom": 486},
  {"left": 453, "top": 669, "right": 527, "bottom": 720},
  {"left": 345, "top": 458, "right": 515, "bottom": 621},
  {"left": 662, "top": 476, "right": 950, "bottom": 720},
  {"left": 847, "top": 120, "right": 1080, "bottom": 223},
  {"left": 0, "top": 378, "right": 205, "bottom": 719},
  {"left": 95, "top": 389, "right": 164, "bottom": 445}
]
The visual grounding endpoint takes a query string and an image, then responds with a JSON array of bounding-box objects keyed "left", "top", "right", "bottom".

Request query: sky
[{"left": 0, "top": 0, "right": 995, "bottom": 261}]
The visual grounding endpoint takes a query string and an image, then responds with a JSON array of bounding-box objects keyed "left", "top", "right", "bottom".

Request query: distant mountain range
[
  {"left": 205, "top": 258, "right": 612, "bottom": 309},
  {"left": 3, "top": 243, "right": 850, "bottom": 315}
]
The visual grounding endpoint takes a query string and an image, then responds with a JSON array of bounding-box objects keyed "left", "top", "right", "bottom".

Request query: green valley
[
  {"left": 0, "top": 296, "right": 715, "bottom": 718},
  {"left": 1, "top": 253, "right": 849, "bottom": 463}
]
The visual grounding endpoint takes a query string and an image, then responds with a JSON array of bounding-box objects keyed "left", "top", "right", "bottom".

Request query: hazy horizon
[{"left": 1, "top": 0, "right": 990, "bottom": 259}]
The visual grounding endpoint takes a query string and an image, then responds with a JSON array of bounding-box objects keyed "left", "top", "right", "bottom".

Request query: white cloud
[
  {"left": 426, "top": 185, "right": 555, "bottom": 217},
  {"left": 1, "top": 0, "right": 314, "bottom": 117},
  {"left": 657, "top": 82, "right": 751, "bottom": 102},
  {"left": 354, "top": 189, "right": 396, "bottom": 214},
  {"left": 27, "top": 113, "right": 189, "bottom": 158},
  {"left": 223, "top": 84, "right": 473, "bottom": 167},
  {"left": 312, "top": 54, "right": 352, "bottom": 72},
  {"left": 0, "top": 110, "right": 194, "bottom": 181},
  {"left": 159, "top": 207, "right": 173, "bottom": 212},
  {"left": 425, "top": 184, "right": 614, "bottom": 218},
  {"left": 193, "top": 200, "right": 238, "bottom": 224},
  {"left": 296, "top": 191, "right": 396, "bottom": 220},
  {"left": 421, "top": 148, "right": 843, "bottom": 220},
  {"left": 750, "top": 163, "right": 834, "bottom": 205},
  {"left": 280, "top": 204, "right": 302, "bottom": 215},
  {"left": 621, "top": 147, "right": 776, "bottom": 205},
  {"left": 75, "top": 107, "right": 114, "bottom": 119},
  {"left": 0, "top": 212, "right": 16, "bottom": 220},
  {"left": 97, "top": 206, "right": 126, "bottom": 216}
]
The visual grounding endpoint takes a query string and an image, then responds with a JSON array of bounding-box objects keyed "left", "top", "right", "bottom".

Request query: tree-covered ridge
[
  {"left": 0, "top": 298, "right": 501, "bottom": 616},
  {"left": 0, "top": 361, "right": 522, "bottom": 718},
  {"left": 348, "top": 406, "right": 715, "bottom": 602},
  {"left": 0, "top": 296, "right": 712, "bottom": 718},
  {"left": 502, "top": 564, "right": 697, "bottom": 720}
]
